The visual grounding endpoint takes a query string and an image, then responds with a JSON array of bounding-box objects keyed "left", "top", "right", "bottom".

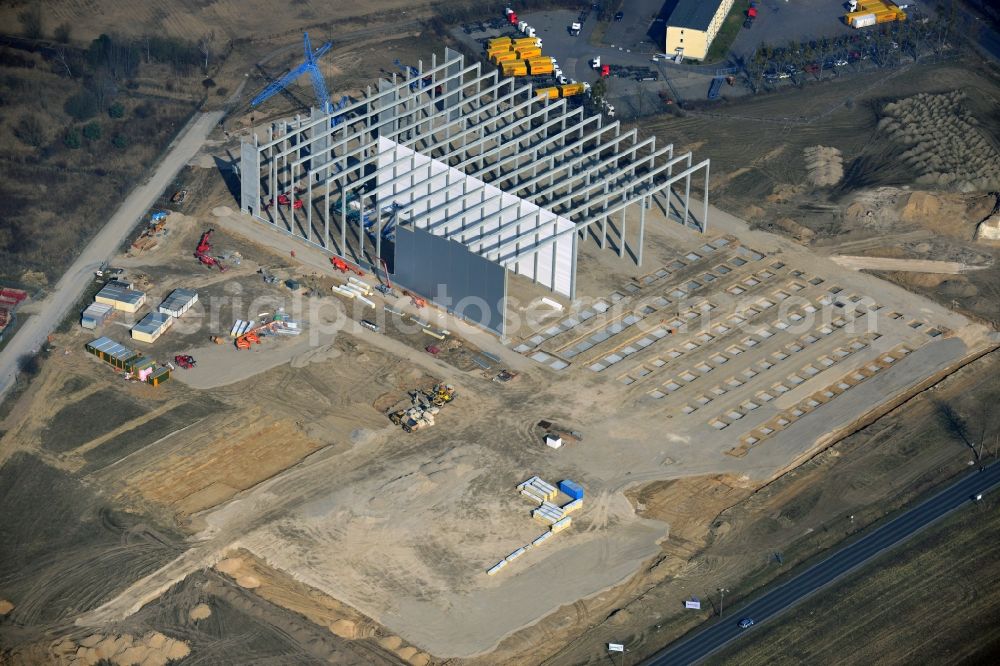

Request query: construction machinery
[
  {"left": 210, "top": 335, "right": 225, "bottom": 344},
  {"left": 331, "top": 256, "right": 364, "bottom": 275},
  {"left": 194, "top": 229, "right": 228, "bottom": 272},
  {"left": 171, "top": 189, "right": 188, "bottom": 204},
  {"left": 250, "top": 33, "right": 348, "bottom": 115},
  {"left": 376, "top": 257, "right": 395, "bottom": 296},
  {"left": 389, "top": 382, "right": 456, "bottom": 433},
  {"left": 404, "top": 290, "right": 426, "bottom": 308},
  {"left": 173, "top": 355, "right": 196, "bottom": 369}
]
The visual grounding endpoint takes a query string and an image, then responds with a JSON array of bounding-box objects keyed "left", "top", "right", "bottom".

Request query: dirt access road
[{"left": 0, "top": 110, "right": 224, "bottom": 403}]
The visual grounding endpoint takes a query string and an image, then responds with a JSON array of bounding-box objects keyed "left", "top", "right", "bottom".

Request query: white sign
[
  {"left": 685, "top": 600, "right": 702, "bottom": 610},
  {"left": 608, "top": 643, "right": 625, "bottom": 653}
]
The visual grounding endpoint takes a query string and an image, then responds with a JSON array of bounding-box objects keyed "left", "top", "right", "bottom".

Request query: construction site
[{"left": 1, "top": 2, "right": 1000, "bottom": 665}]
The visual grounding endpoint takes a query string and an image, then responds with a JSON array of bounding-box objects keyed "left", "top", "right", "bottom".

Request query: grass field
[
  {"left": 706, "top": 1, "right": 746, "bottom": 63},
  {"left": 709, "top": 491, "right": 1000, "bottom": 665}
]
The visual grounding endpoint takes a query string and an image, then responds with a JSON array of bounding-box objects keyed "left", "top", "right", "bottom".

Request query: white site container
[
  {"left": 521, "top": 487, "right": 545, "bottom": 503},
  {"left": 546, "top": 435, "right": 563, "bottom": 449},
  {"left": 562, "top": 498, "right": 583, "bottom": 513},
  {"left": 487, "top": 561, "right": 507, "bottom": 575},
  {"left": 532, "top": 532, "right": 552, "bottom": 546},
  {"left": 506, "top": 547, "right": 526, "bottom": 562},
  {"left": 550, "top": 516, "right": 572, "bottom": 533}
]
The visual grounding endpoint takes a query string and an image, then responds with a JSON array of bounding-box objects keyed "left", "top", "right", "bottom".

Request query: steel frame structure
[{"left": 240, "top": 47, "right": 710, "bottom": 303}]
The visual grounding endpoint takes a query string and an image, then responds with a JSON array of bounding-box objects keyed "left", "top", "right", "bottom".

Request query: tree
[
  {"left": 112, "top": 134, "right": 128, "bottom": 149},
  {"left": 17, "top": 354, "right": 41, "bottom": 377},
  {"left": 64, "top": 90, "right": 99, "bottom": 121},
  {"left": 108, "top": 102, "right": 125, "bottom": 118},
  {"left": 64, "top": 126, "right": 82, "bottom": 149},
  {"left": 82, "top": 121, "right": 102, "bottom": 141},
  {"left": 17, "top": 5, "right": 43, "bottom": 39},
  {"left": 14, "top": 115, "right": 47, "bottom": 148},
  {"left": 54, "top": 22, "right": 72, "bottom": 44}
]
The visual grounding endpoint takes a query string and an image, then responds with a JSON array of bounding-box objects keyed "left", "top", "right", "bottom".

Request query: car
[
  {"left": 360, "top": 319, "right": 380, "bottom": 332},
  {"left": 614, "top": 11, "right": 624, "bottom": 21},
  {"left": 738, "top": 618, "right": 755, "bottom": 629},
  {"left": 834, "top": 58, "right": 848, "bottom": 67},
  {"left": 973, "top": 493, "right": 983, "bottom": 501}
]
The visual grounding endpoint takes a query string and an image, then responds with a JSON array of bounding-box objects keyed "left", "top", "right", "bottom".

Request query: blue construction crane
[
  {"left": 393, "top": 59, "right": 432, "bottom": 91},
  {"left": 252, "top": 32, "right": 336, "bottom": 113}
]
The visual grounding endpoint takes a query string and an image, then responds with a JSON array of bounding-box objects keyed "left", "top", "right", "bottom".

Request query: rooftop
[
  {"left": 87, "top": 336, "right": 138, "bottom": 362},
  {"left": 159, "top": 288, "right": 198, "bottom": 312},
  {"left": 667, "top": 0, "right": 726, "bottom": 31},
  {"left": 133, "top": 312, "right": 173, "bottom": 335},
  {"left": 97, "top": 282, "right": 145, "bottom": 305}
]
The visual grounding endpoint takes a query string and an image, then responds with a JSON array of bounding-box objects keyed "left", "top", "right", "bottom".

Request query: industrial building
[
  {"left": 80, "top": 302, "right": 114, "bottom": 329},
  {"left": 240, "top": 49, "right": 710, "bottom": 336},
  {"left": 131, "top": 312, "right": 173, "bottom": 343},
  {"left": 95, "top": 281, "right": 146, "bottom": 313},
  {"left": 158, "top": 288, "right": 199, "bottom": 318},
  {"left": 664, "top": 0, "right": 735, "bottom": 61},
  {"left": 85, "top": 336, "right": 171, "bottom": 384}
]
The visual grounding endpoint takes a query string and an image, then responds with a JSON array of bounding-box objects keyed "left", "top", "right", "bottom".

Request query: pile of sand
[
  {"left": 52, "top": 632, "right": 190, "bottom": 665},
  {"left": 189, "top": 603, "right": 212, "bottom": 621},
  {"left": 803, "top": 146, "right": 844, "bottom": 186},
  {"left": 976, "top": 212, "right": 1000, "bottom": 241},
  {"left": 0, "top": 599, "right": 14, "bottom": 615},
  {"left": 879, "top": 91, "right": 1000, "bottom": 192},
  {"left": 212, "top": 205, "right": 234, "bottom": 217},
  {"left": 774, "top": 218, "right": 815, "bottom": 243}
]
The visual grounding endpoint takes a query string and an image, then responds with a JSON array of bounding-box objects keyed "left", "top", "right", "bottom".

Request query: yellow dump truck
[
  {"left": 527, "top": 57, "right": 554, "bottom": 75},
  {"left": 534, "top": 86, "right": 560, "bottom": 100}
]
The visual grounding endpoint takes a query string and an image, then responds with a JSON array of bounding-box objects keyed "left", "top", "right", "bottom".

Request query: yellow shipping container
[
  {"left": 492, "top": 51, "right": 517, "bottom": 65},
  {"left": 535, "top": 86, "right": 560, "bottom": 100}
]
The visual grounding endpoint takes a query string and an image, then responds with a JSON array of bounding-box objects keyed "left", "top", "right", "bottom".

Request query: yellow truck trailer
[
  {"left": 492, "top": 51, "right": 518, "bottom": 65},
  {"left": 534, "top": 86, "right": 560, "bottom": 100},
  {"left": 515, "top": 47, "right": 542, "bottom": 60},
  {"left": 559, "top": 83, "right": 587, "bottom": 97},
  {"left": 527, "top": 57, "right": 554, "bottom": 75},
  {"left": 501, "top": 61, "right": 528, "bottom": 77},
  {"left": 512, "top": 37, "right": 541, "bottom": 48},
  {"left": 488, "top": 37, "right": 513, "bottom": 49}
]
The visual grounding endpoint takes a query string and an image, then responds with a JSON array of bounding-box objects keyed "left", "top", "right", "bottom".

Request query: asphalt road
[
  {"left": 644, "top": 461, "right": 1000, "bottom": 665},
  {"left": 0, "top": 110, "right": 224, "bottom": 402}
]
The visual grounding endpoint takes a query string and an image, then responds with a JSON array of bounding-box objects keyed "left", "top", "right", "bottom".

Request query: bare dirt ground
[
  {"left": 2, "top": 15, "right": 1000, "bottom": 666},
  {"left": 635, "top": 55, "right": 1000, "bottom": 326},
  {"left": 708, "top": 486, "right": 1000, "bottom": 665}
]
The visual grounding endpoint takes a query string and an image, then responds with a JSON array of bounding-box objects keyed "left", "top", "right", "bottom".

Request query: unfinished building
[{"left": 239, "top": 49, "right": 709, "bottom": 335}]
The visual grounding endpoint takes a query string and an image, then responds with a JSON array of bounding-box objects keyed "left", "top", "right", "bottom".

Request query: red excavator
[
  {"left": 330, "top": 256, "right": 364, "bottom": 275},
  {"left": 194, "top": 228, "right": 228, "bottom": 272}
]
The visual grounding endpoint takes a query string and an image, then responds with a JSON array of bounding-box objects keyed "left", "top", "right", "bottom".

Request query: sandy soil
[{"left": 829, "top": 255, "right": 991, "bottom": 273}]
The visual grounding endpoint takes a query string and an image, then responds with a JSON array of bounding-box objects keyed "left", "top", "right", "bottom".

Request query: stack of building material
[
  {"left": 230, "top": 319, "right": 255, "bottom": 337},
  {"left": 532, "top": 502, "right": 565, "bottom": 524},
  {"left": 550, "top": 516, "right": 572, "bottom": 533},
  {"left": 518, "top": 476, "right": 557, "bottom": 501}
]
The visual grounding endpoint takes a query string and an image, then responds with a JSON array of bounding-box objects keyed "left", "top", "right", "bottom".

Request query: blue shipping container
[{"left": 559, "top": 479, "right": 584, "bottom": 500}]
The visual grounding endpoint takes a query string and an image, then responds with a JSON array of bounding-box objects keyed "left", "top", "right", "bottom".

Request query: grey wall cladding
[{"left": 393, "top": 224, "right": 506, "bottom": 336}]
